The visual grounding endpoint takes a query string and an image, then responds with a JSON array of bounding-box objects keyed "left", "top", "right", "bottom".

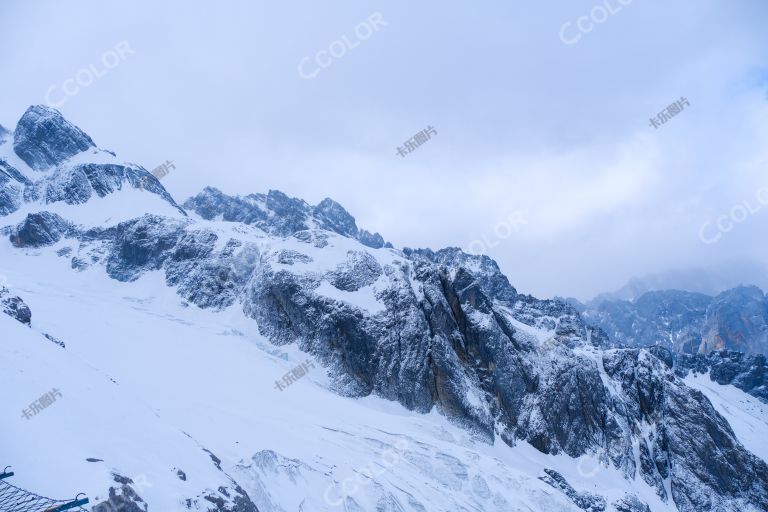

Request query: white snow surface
[
  {"left": 0, "top": 136, "right": 761, "bottom": 510},
  {"left": 0, "top": 237, "right": 678, "bottom": 511},
  {"left": 683, "top": 374, "right": 768, "bottom": 463},
  {"left": 0, "top": 140, "right": 183, "bottom": 228}
]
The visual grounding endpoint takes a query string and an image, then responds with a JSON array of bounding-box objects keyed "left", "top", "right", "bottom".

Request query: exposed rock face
[
  {"left": 272, "top": 254, "right": 760, "bottom": 509},
  {"left": 675, "top": 350, "right": 768, "bottom": 403},
  {"left": 91, "top": 465, "right": 260, "bottom": 512},
  {"left": 0, "top": 159, "right": 29, "bottom": 215},
  {"left": 581, "top": 290, "right": 711, "bottom": 353},
  {"left": 8, "top": 211, "right": 73, "bottom": 247},
  {"left": 13, "top": 105, "right": 95, "bottom": 171},
  {"left": 603, "top": 349, "right": 768, "bottom": 511},
  {"left": 0, "top": 124, "right": 9, "bottom": 145},
  {"left": 581, "top": 287, "right": 768, "bottom": 356},
  {"left": 0, "top": 286, "right": 32, "bottom": 326},
  {"left": 700, "top": 286, "right": 768, "bottom": 355},
  {"left": 538, "top": 468, "right": 606, "bottom": 511},
  {"left": 32, "top": 162, "right": 185, "bottom": 212},
  {"left": 17, "top": 210, "right": 767, "bottom": 511},
  {"left": 184, "top": 186, "right": 387, "bottom": 249},
  {"left": 314, "top": 197, "right": 386, "bottom": 249},
  {"left": 0, "top": 105, "right": 183, "bottom": 218},
  {"left": 613, "top": 494, "right": 652, "bottom": 512},
  {"left": 2, "top": 106, "right": 767, "bottom": 511},
  {"left": 91, "top": 482, "right": 146, "bottom": 512}
]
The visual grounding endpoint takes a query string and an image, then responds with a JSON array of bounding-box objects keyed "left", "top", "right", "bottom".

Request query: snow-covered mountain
[
  {"left": 1, "top": 105, "right": 767, "bottom": 512},
  {"left": 574, "top": 287, "right": 768, "bottom": 356},
  {"left": 591, "top": 262, "right": 768, "bottom": 304}
]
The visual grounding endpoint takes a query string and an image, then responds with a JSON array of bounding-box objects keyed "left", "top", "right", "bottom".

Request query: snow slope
[
  {"left": 684, "top": 374, "right": 768, "bottom": 463},
  {"left": 2, "top": 105, "right": 767, "bottom": 511},
  {"left": 0, "top": 244, "right": 674, "bottom": 511}
]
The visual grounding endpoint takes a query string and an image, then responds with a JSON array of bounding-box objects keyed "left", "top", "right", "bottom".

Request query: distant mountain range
[
  {"left": 563, "top": 284, "right": 768, "bottom": 357},
  {"left": 592, "top": 262, "right": 768, "bottom": 303}
]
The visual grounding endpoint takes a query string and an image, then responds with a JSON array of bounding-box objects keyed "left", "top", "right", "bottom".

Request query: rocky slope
[
  {"left": 674, "top": 350, "right": 768, "bottom": 403},
  {"left": 183, "top": 186, "right": 388, "bottom": 249},
  {"left": 577, "top": 287, "right": 768, "bottom": 356},
  {"left": 0, "top": 284, "right": 31, "bottom": 326},
  {"left": 1, "top": 105, "right": 767, "bottom": 511}
]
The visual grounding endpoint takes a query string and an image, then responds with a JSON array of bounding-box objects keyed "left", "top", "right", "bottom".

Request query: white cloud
[{"left": 1, "top": 0, "right": 767, "bottom": 299}]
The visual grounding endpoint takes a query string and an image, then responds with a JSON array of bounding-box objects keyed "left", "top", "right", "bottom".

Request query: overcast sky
[{"left": 2, "top": 0, "right": 767, "bottom": 300}]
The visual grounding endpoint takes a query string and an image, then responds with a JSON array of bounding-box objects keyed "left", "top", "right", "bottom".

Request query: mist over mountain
[
  {"left": 592, "top": 261, "right": 768, "bottom": 304},
  {"left": 1, "top": 106, "right": 767, "bottom": 512}
]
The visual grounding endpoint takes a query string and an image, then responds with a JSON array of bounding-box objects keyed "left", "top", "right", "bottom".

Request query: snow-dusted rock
[
  {"left": 0, "top": 159, "right": 30, "bottom": 215},
  {"left": 1, "top": 106, "right": 767, "bottom": 512},
  {"left": 9, "top": 211, "right": 73, "bottom": 247},
  {"left": 675, "top": 350, "right": 767, "bottom": 403},
  {"left": 184, "top": 187, "right": 388, "bottom": 249},
  {"left": 0, "top": 285, "right": 31, "bottom": 326},
  {"left": 0, "top": 124, "right": 10, "bottom": 145},
  {"left": 13, "top": 105, "right": 95, "bottom": 171},
  {"left": 581, "top": 287, "right": 768, "bottom": 356}
]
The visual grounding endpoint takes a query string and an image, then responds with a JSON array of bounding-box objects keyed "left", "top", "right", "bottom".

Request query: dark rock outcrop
[
  {"left": 184, "top": 187, "right": 387, "bottom": 249},
  {"left": 0, "top": 124, "right": 10, "bottom": 145},
  {"left": 700, "top": 286, "right": 768, "bottom": 355},
  {"left": 0, "top": 159, "right": 31, "bottom": 216},
  {"left": 613, "top": 494, "right": 652, "bottom": 512},
  {"left": 603, "top": 348, "right": 768, "bottom": 511},
  {"left": 13, "top": 105, "right": 95, "bottom": 171},
  {"left": 582, "top": 287, "right": 768, "bottom": 356},
  {"left": 314, "top": 197, "right": 386, "bottom": 249},
  {"left": 582, "top": 290, "right": 711, "bottom": 353},
  {"left": 0, "top": 286, "right": 32, "bottom": 326},
  {"left": 9, "top": 211, "right": 73, "bottom": 247},
  {"left": 538, "top": 468, "right": 606, "bottom": 511},
  {"left": 675, "top": 350, "right": 768, "bottom": 402},
  {"left": 33, "top": 162, "right": 185, "bottom": 214}
]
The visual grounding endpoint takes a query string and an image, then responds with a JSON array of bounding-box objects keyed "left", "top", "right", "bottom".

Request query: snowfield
[
  {"left": 684, "top": 374, "right": 768, "bottom": 464},
  {"left": 0, "top": 243, "right": 676, "bottom": 511}
]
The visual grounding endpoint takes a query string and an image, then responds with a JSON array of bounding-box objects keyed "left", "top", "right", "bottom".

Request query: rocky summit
[{"left": 12, "top": 105, "right": 96, "bottom": 171}]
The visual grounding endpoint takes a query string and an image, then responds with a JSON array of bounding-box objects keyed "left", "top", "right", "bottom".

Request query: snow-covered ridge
[{"left": 1, "top": 106, "right": 767, "bottom": 511}]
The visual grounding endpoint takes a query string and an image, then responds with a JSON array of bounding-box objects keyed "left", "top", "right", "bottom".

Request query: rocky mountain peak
[
  {"left": 712, "top": 284, "right": 765, "bottom": 303},
  {"left": 313, "top": 197, "right": 358, "bottom": 236},
  {"left": 580, "top": 284, "right": 768, "bottom": 356},
  {"left": 184, "top": 187, "right": 388, "bottom": 249},
  {"left": 701, "top": 285, "right": 768, "bottom": 355},
  {"left": 12, "top": 104, "right": 96, "bottom": 171}
]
